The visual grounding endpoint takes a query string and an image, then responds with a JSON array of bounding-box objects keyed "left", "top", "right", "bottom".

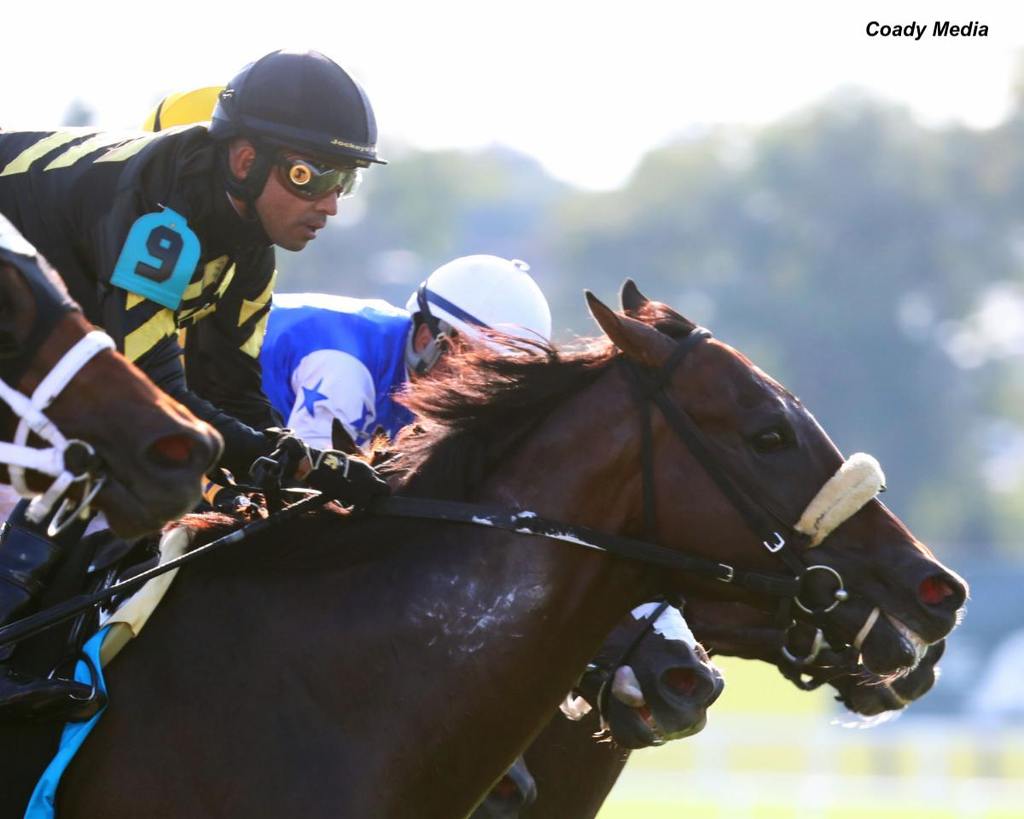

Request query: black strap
[
  {"left": 369, "top": 496, "right": 799, "bottom": 597},
  {"left": 0, "top": 491, "right": 332, "bottom": 649}
]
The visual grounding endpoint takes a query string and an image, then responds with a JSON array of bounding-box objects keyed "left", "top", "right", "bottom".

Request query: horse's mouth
[
  {"left": 885, "top": 614, "right": 929, "bottom": 665},
  {"left": 95, "top": 477, "right": 197, "bottom": 538},
  {"left": 859, "top": 610, "right": 930, "bottom": 677},
  {"left": 609, "top": 704, "right": 666, "bottom": 748},
  {"left": 610, "top": 702, "right": 706, "bottom": 748},
  {"left": 635, "top": 705, "right": 665, "bottom": 743}
]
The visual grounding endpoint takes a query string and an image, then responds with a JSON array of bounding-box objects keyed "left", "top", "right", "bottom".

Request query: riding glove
[
  {"left": 306, "top": 449, "right": 390, "bottom": 509},
  {"left": 249, "top": 428, "right": 313, "bottom": 489}
]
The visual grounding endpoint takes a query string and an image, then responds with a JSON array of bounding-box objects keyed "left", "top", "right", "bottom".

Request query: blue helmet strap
[
  {"left": 416, "top": 283, "right": 442, "bottom": 336},
  {"left": 409, "top": 284, "right": 493, "bottom": 375}
]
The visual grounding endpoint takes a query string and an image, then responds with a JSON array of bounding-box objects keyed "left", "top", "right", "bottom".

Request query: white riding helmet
[{"left": 405, "top": 254, "right": 552, "bottom": 375}]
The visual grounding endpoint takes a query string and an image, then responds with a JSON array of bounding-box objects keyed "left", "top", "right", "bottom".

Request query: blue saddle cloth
[{"left": 24, "top": 626, "right": 110, "bottom": 819}]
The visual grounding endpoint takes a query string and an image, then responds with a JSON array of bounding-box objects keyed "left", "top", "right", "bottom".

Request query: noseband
[{"left": 0, "top": 235, "right": 113, "bottom": 534}]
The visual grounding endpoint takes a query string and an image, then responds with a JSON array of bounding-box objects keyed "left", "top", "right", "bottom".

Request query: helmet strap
[
  {"left": 405, "top": 316, "right": 451, "bottom": 377},
  {"left": 415, "top": 283, "right": 442, "bottom": 336},
  {"left": 221, "top": 140, "right": 274, "bottom": 212}
]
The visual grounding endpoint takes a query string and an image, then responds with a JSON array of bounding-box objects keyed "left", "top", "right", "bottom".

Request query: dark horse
[
  {"left": 474, "top": 601, "right": 724, "bottom": 818},
  {"left": 43, "top": 283, "right": 964, "bottom": 818},
  {"left": 510, "top": 599, "right": 947, "bottom": 819},
  {"left": 0, "top": 218, "right": 221, "bottom": 536}
]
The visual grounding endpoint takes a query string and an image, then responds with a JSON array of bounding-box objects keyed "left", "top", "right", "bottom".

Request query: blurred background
[{"left": 4, "top": 0, "right": 1024, "bottom": 814}]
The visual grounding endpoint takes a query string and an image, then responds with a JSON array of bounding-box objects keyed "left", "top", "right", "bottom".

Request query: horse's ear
[
  {"left": 585, "top": 290, "right": 674, "bottom": 367},
  {"left": 331, "top": 418, "right": 360, "bottom": 455},
  {"left": 619, "top": 279, "right": 650, "bottom": 315}
]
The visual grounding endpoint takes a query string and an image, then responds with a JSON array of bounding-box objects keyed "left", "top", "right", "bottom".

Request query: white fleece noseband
[{"left": 795, "top": 453, "right": 886, "bottom": 547}]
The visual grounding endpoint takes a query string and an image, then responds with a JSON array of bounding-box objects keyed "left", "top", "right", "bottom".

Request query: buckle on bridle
[
  {"left": 763, "top": 532, "right": 786, "bottom": 553},
  {"left": 718, "top": 563, "right": 735, "bottom": 583}
]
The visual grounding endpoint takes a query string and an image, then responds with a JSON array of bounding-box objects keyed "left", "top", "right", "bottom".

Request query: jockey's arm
[
  {"left": 283, "top": 351, "right": 378, "bottom": 452},
  {"left": 99, "top": 287, "right": 279, "bottom": 480},
  {"left": 183, "top": 256, "right": 282, "bottom": 431}
]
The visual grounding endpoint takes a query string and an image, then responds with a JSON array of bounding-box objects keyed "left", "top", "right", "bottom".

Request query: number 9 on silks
[{"left": 110, "top": 207, "right": 200, "bottom": 310}]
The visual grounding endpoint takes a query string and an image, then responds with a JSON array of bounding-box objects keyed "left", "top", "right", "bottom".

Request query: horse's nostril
[
  {"left": 919, "top": 575, "right": 958, "bottom": 607},
  {"left": 147, "top": 433, "right": 198, "bottom": 468},
  {"left": 491, "top": 775, "right": 519, "bottom": 801},
  {"left": 662, "top": 667, "right": 699, "bottom": 698}
]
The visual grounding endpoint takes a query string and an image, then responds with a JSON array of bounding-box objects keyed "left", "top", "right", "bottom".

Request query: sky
[{"left": 3, "top": 0, "right": 1024, "bottom": 189}]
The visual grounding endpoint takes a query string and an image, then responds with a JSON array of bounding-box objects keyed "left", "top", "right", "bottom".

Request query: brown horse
[
  {"left": 47, "top": 283, "right": 964, "bottom": 818},
  {"left": 0, "top": 224, "right": 221, "bottom": 536}
]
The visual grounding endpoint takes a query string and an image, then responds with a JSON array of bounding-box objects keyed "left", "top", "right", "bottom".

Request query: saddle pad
[
  {"left": 24, "top": 526, "right": 194, "bottom": 818},
  {"left": 24, "top": 627, "right": 110, "bottom": 819}
]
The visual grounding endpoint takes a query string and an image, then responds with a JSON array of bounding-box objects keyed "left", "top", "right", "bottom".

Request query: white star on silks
[{"left": 300, "top": 379, "right": 328, "bottom": 416}]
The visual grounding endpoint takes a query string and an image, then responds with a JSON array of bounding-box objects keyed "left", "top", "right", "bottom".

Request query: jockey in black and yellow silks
[
  {"left": 0, "top": 50, "right": 390, "bottom": 719},
  {"left": 0, "top": 49, "right": 385, "bottom": 478},
  {"left": 0, "top": 124, "right": 280, "bottom": 472}
]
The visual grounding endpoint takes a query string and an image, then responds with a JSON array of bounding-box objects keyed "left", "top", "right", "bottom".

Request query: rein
[
  {"left": 370, "top": 497, "right": 801, "bottom": 595},
  {"left": 0, "top": 490, "right": 332, "bottom": 649}
]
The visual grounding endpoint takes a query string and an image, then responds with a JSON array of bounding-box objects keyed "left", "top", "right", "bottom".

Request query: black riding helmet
[{"left": 209, "top": 49, "right": 386, "bottom": 205}]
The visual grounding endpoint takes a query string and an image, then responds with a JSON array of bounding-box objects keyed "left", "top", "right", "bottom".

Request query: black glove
[
  {"left": 305, "top": 449, "right": 390, "bottom": 509},
  {"left": 248, "top": 428, "right": 311, "bottom": 491}
]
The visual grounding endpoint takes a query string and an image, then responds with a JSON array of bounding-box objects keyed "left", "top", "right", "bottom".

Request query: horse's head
[
  {"left": 0, "top": 223, "right": 222, "bottom": 536},
  {"left": 686, "top": 598, "right": 944, "bottom": 717},
  {"left": 593, "top": 280, "right": 966, "bottom": 677},
  {"left": 574, "top": 602, "right": 723, "bottom": 749}
]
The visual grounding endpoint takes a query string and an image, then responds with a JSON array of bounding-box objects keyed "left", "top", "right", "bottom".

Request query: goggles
[{"left": 276, "top": 155, "right": 362, "bottom": 200}]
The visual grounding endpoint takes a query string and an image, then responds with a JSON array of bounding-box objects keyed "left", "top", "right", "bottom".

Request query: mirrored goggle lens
[{"left": 279, "top": 158, "right": 362, "bottom": 199}]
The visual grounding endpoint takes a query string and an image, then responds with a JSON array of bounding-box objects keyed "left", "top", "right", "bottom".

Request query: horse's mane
[
  {"left": 382, "top": 334, "right": 619, "bottom": 499},
  {"left": 379, "top": 302, "right": 700, "bottom": 499}
]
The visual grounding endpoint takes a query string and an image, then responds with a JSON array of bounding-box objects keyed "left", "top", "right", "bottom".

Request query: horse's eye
[{"left": 752, "top": 428, "right": 789, "bottom": 453}]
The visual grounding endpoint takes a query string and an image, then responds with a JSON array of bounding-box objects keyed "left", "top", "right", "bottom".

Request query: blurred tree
[
  {"left": 61, "top": 99, "right": 94, "bottom": 126},
  {"left": 272, "top": 91, "right": 1024, "bottom": 561}
]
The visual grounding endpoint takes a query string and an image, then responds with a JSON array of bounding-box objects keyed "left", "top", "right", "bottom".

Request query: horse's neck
[{"left": 74, "top": 374, "right": 654, "bottom": 817}]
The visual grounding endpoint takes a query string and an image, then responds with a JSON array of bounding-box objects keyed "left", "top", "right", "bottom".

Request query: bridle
[
  {"left": 576, "top": 598, "right": 677, "bottom": 732},
  {"left": 0, "top": 242, "right": 113, "bottom": 534},
  {"left": 621, "top": 325, "right": 885, "bottom": 665}
]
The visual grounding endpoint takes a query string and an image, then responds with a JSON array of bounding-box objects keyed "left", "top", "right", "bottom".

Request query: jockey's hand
[
  {"left": 305, "top": 449, "right": 390, "bottom": 509},
  {"left": 249, "top": 428, "right": 313, "bottom": 490}
]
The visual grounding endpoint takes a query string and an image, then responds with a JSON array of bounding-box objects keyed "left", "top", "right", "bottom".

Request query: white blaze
[{"left": 630, "top": 603, "right": 698, "bottom": 649}]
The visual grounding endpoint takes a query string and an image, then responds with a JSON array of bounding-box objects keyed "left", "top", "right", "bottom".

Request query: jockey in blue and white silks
[
  {"left": 260, "top": 294, "right": 413, "bottom": 450},
  {"left": 260, "top": 255, "right": 553, "bottom": 451}
]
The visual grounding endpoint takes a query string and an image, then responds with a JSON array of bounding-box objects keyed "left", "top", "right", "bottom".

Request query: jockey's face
[
  {"left": 227, "top": 140, "right": 347, "bottom": 252},
  {"left": 255, "top": 151, "right": 342, "bottom": 251}
]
